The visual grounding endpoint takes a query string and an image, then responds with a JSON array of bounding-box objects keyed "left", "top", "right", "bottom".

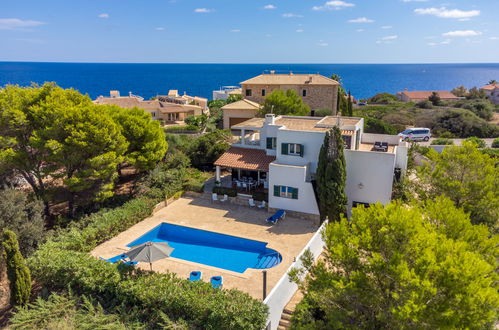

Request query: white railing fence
[{"left": 263, "top": 220, "right": 328, "bottom": 330}]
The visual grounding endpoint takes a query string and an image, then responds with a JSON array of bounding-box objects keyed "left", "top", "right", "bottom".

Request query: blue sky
[{"left": 1, "top": 0, "right": 498, "bottom": 63}]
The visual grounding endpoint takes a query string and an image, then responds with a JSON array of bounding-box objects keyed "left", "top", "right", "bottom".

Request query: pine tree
[
  {"left": 2, "top": 230, "right": 32, "bottom": 306},
  {"left": 316, "top": 127, "right": 347, "bottom": 223}
]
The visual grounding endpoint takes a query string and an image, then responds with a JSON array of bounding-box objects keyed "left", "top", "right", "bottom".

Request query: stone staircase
[{"left": 277, "top": 308, "right": 293, "bottom": 329}]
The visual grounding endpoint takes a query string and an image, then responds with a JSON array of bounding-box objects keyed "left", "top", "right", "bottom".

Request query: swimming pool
[{"left": 127, "top": 223, "right": 282, "bottom": 273}]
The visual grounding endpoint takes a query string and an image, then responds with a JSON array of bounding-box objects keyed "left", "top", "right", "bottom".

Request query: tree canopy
[
  {"left": 290, "top": 198, "right": 499, "bottom": 329},
  {"left": 416, "top": 142, "right": 498, "bottom": 232},
  {"left": 258, "top": 89, "right": 310, "bottom": 117}
]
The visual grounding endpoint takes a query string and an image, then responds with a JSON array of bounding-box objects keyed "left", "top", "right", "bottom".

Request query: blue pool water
[{"left": 127, "top": 223, "right": 282, "bottom": 273}]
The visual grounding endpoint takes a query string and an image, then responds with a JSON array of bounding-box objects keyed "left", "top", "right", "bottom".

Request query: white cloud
[
  {"left": 381, "top": 25, "right": 392, "bottom": 29},
  {"left": 296, "top": 29, "right": 304, "bottom": 33},
  {"left": 356, "top": 29, "right": 364, "bottom": 32},
  {"left": 427, "top": 42, "right": 437, "bottom": 46},
  {"left": 230, "top": 29, "right": 240, "bottom": 33},
  {"left": 441, "top": 39, "right": 451, "bottom": 44},
  {"left": 382, "top": 35, "right": 398, "bottom": 40},
  {"left": 490, "top": 36, "right": 499, "bottom": 40},
  {"left": 282, "top": 13, "right": 303, "bottom": 18},
  {"left": 155, "top": 27, "right": 165, "bottom": 31},
  {"left": 317, "top": 40, "right": 329, "bottom": 46},
  {"left": 263, "top": 4, "right": 276, "bottom": 10},
  {"left": 98, "top": 13, "right": 109, "bottom": 19},
  {"left": 442, "top": 30, "right": 482, "bottom": 37},
  {"left": 194, "top": 8, "right": 213, "bottom": 13},
  {"left": 0, "top": 18, "right": 45, "bottom": 30},
  {"left": 415, "top": 7, "right": 480, "bottom": 19},
  {"left": 312, "top": 1, "right": 355, "bottom": 11},
  {"left": 348, "top": 17, "right": 374, "bottom": 23}
]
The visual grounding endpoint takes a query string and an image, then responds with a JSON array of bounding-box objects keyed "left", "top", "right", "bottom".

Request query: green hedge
[
  {"left": 163, "top": 125, "right": 200, "bottom": 133},
  {"left": 212, "top": 186, "right": 237, "bottom": 197},
  {"left": 431, "top": 138, "right": 454, "bottom": 146},
  {"left": 28, "top": 196, "right": 268, "bottom": 329}
]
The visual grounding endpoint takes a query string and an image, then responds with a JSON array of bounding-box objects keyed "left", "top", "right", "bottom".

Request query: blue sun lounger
[
  {"left": 210, "top": 276, "right": 223, "bottom": 289},
  {"left": 189, "top": 271, "right": 202, "bottom": 281},
  {"left": 100, "top": 254, "right": 138, "bottom": 266},
  {"left": 266, "top": 210, "right": 286, "bottom": 224}
]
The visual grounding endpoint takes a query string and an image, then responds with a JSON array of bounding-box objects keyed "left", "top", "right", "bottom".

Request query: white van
[{"left": 398, "top": 128, "right": 431, "bottom": 141}]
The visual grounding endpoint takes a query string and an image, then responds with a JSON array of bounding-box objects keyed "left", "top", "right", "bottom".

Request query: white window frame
[
  {"left": 280, "top": 186, "right": 293, "bottom": 199},
  {"left": 288, "top": 143, "right": 301, "bottom": 155}
]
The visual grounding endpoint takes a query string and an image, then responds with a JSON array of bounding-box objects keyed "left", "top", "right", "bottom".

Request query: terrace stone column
[
  {"left": 216, "top": 166, "right": 221, "bottom": 182},
  {"left": 241, "top": 129, "right": 246, "bottom": 145}
]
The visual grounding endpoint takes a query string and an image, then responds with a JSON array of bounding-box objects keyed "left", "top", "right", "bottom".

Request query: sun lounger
[
  {"left": 100, "top": 254, "right": 138, "bottom": 266},
  {"left": 189, "top": 271, "right": 202, "bottom": 281},
  {"left": 211, "top": 276, "right": 223, "bottom": 289},
  {"left": 266, "top": 209, "right": 286, "bottom": 224}
]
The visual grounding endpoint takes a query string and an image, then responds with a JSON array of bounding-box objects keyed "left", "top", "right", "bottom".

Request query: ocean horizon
[{"left": 1, "top": 62, "right": 498, "bottom": 100}]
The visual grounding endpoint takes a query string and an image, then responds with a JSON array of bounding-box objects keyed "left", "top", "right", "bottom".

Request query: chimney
[{"left": 265, "top": 113, "right": 276, "bottom": 125}]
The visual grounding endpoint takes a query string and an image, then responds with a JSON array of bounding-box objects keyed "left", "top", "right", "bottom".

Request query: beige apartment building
[
  {"left": 94, "top": 90, "right": 205, "bottom": 124},
  {"left": 240, "top": 72, "right": 340, "bottom": 113},
  {"left": 222, "top": 99, "right": 261, "bottom": 129}
]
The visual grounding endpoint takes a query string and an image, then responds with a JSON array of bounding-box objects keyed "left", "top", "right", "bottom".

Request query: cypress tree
[
  {"left": 2, "top": 230, "right": 31, "bottom": 306},
  {"left": 316, "top": 126, "right": 348, "bottom": 223},
  {"left": 346, "top": 90, "right": 353, "bottom": 117}
]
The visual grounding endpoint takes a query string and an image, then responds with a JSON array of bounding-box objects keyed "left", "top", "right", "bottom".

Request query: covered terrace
[{"left": 214, "top": 147, "right": 276, "bottom": 193}]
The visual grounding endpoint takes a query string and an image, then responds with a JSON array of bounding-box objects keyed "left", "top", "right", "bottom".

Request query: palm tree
[{"left": 488, "top": 79, "right": 498, "bottom": 85}]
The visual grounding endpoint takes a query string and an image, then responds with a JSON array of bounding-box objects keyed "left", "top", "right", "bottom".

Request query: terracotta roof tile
[
  {"left": 481, "top": 84, "right": 499, "bottom": 91},
  {"left": 240, "top": 73, "right": 339, "bottom": 86},
  {"left": 214, "top": 147, "right": 276, "bottom": 172}
]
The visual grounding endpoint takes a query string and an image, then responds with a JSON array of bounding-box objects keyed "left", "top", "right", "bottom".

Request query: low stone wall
[{"left": 152, "top": 193, "right": 183, "bottom": 214}]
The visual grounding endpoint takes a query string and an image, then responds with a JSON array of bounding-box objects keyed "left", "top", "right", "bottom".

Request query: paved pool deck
[{"left": 91, "top": 196, "right": 318, "bottom": 300}]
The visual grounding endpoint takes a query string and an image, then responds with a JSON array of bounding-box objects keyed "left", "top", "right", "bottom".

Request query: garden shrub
[
  {"left": 416, "top": 100, "right": 433, "bottom": 109},
  {"left": 465, "top": 136, "right": 486, "bottom": 148},
  {"left": 492, "top": 138, "right": 499, "bottom": 148},
  {"left": 367, "top": 93, "right": 398, "bottom": 104},
  {"left": 212, "top": 186, "right": 237, "bottom": 197},
  {"left": 363, "top": 117, "right": 397, "bottom": 135},
  {"left": 2, "top": 230, "right": 32, "bottom": 306},
  {"left": 313, "top": 108, "right": 332, "bottom": 117},
  {"left": 431, "top": 138, "right": 454, "bottom": 145}
]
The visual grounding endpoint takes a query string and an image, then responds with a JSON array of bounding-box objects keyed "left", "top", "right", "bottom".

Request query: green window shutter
[
  {"left": 292, "top": 188, "right": 299, "bottom": 199},
  {"left": 273, "top": 185, "right": 280, "bottom": 197},
  {"left": 266, "top": 137, "right": 273, "bottom": 149},
  {"left": 281, "top": 143, "right": 288, "bottom": 155},
  {"left": 299, "top": 144, "right": 304, "bottom": 157}
]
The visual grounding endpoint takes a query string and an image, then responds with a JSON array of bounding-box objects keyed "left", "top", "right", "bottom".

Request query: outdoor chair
[
  {"left": 242, "top": 182, "right": 248, "bottom": 191},
  {"left": 381, "top": 142, "right": 389, "bottom": 151},
  {"left": 189, "top": 271, "right": 202, "bottom": 281},
  {"left": 258, "top": 200, "right": 266, "bottom": 209},
  {"left": 220, "top": 194, "right": 228, "bottom": 202},
  {"left": 266, "top": 209, "right": 286, "bottom": 224},
  {"left": 248, "top": 198, "right": 256, "bottom": 207},
  {"left": 212, "top": 193, "right": 218, "bottom": 202},
  {"left": 211, "top": 276, "right": 223, "bottom": 289}
]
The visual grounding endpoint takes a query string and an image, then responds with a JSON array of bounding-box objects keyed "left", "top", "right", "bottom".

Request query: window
[
  {"left": 281, "top": 143, "right": 304, "bottom": 157},
  {"left": 266, "top": 137, "right": 276, "bottom": 150},
  {"left": 342, "top": 135, "right": 352, "bottom": 150},
  {"left": 151, "top": 112, "right": 156, "bottom": 118},
  {"left": 274, "top": 185, "right": 298, "bottom": 199},
  {"left": 262, "top": 89, "right": 266, "bottom": 97},
  {"left": 302, "top": 89, "right": 307, "bottom": 97},
  {"left": 289, "top": 143, "right": 302, "bottom": 155},
  {"left": 246, "top": 89, "right": 252, "bottom": 97}
]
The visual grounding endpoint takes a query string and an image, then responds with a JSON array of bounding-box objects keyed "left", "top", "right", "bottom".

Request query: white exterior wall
[
  {"left": 275, "top": 130, "right": 325, "bottom": 173},
  {"left": 269, "top": 163, "right": 319, "bottom": 215},
  {"left": 344, "top": 150, "right": 396, "bottom": 210},
  {"left": 394, "top": 146, "right": 408, "bottom": 173}
]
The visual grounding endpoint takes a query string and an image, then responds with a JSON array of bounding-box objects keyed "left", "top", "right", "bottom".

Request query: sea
[{"left": 0, "top": 62, "right": 498, "bottom": 100}]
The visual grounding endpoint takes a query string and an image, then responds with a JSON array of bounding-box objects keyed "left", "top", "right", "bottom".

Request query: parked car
[
  {"left": 358, "top": 102, "right": 368, "bottom": 106},
  {"left": 398, "top": 128, "right": 431, "bottom": 141}
]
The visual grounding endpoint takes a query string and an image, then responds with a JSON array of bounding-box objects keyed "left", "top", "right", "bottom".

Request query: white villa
[{"left": 214, "top": 114, "right": 408, "bottom": 221}]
